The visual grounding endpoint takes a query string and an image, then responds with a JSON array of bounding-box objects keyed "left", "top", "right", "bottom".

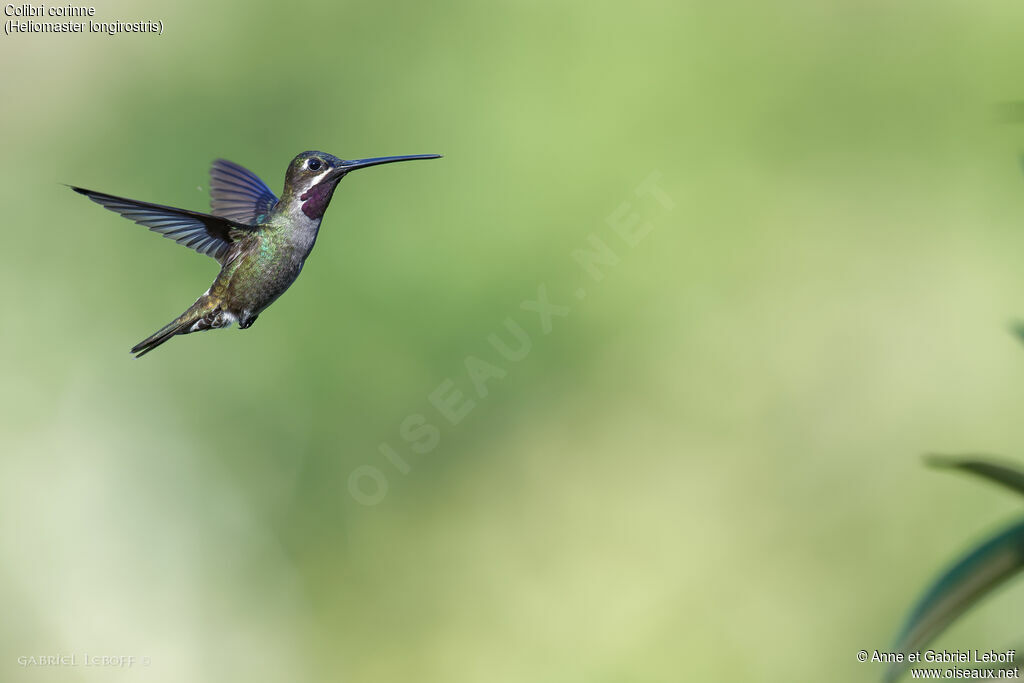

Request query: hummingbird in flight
[{"left": 71, "top": 151, "right": 440, "bottom": 357}]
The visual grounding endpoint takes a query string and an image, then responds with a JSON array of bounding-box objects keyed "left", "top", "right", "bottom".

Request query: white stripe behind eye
[{"left": 299, "top": 172, "right": 331, "bottom": 195}]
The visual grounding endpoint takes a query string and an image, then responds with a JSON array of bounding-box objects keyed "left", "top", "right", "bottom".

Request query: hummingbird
[{"left": 71, "top": 151, "right": 440, "bottom": 357}]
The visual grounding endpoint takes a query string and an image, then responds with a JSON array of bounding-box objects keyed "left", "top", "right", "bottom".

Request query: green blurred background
[{"left": 3, "top": 0, "right": 1024, "bottom": 681}]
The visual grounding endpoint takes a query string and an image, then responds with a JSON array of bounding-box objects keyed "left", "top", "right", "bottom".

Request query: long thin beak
[{"left": 330, "top": 154, "right": 442, "bottom": 179}]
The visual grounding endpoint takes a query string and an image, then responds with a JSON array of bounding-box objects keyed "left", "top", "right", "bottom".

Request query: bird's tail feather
[{"left": 130, "top": 297, "right": 216, "bottom": 358}]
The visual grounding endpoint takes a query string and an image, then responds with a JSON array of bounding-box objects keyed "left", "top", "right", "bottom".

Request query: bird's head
[{"left": 283, "top": 150, "right": 441, "bottom": 220}]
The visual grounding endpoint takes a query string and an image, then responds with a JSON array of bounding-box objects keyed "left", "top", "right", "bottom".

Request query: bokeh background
[{"left": 3, "top": 1, "right": 1024, "bottom": 681}]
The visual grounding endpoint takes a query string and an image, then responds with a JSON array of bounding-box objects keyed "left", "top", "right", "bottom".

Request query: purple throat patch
[{"left": 300, "top": 181, "right": 338, "bottom": 219}]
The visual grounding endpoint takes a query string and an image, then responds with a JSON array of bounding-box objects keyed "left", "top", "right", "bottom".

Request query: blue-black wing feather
[
  {"left": 209, "top": 159, "right": 278, "bottom": 225},
  {"left": 70, "top": 186, "right": 254, "bottom": 262}
]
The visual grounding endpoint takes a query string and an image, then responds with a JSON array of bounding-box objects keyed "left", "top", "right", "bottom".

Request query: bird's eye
[{"left": 307, "top": 158, "right": 322, "bottom": 171}]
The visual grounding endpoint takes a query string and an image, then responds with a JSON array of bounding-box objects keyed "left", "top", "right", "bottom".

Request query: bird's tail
[{"left": 130, "top": 296, "right": 218, "bottom": 358}]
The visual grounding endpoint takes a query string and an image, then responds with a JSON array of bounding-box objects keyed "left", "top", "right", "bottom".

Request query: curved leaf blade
[
  {"left": 884, "top": 519, "right": 1024, "bottom": 682},
  {"left": 925, "top": 454, "right": 1024, "bottom": 499}
]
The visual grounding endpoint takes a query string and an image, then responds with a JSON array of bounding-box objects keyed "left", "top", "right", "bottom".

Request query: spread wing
[
  {"left": 209, "top": 158, "right": 278, "bottom": 225},
  {"left": 70, "top": 186, "right": 255, "bottom": 263}
]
